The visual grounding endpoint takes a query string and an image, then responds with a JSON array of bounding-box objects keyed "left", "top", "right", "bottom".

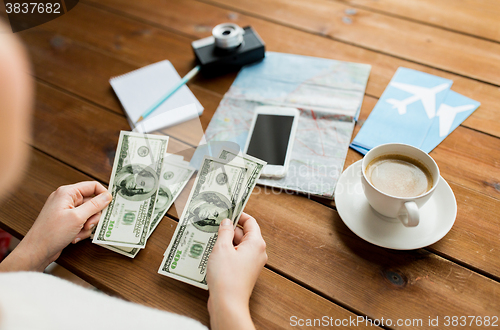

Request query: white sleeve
[{"left": 0, "top": 272, "right": 208, "bottom": 330}]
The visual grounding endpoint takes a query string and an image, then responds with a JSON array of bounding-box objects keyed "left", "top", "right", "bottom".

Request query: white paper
[
  {"left": 110, "top": 60, "right": 203, "bottom": 127},
  {"left": 133, "top": 103, "right": 201, "bottom": 133}
]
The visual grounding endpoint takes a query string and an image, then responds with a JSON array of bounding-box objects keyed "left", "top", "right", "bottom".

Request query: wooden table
[{"left": 1, "top": 0, "right": 499, "bottom": 328}]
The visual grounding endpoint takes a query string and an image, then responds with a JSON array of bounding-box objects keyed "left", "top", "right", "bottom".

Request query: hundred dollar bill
[
  {"left": 92, "top": 131, "right": 169, "bottom": 249},
  {"left": 218, "top": 148, "right": 266, "bottom": 225},
  {"left": 101, "top": 154, "right": 195, "bottom": 258},
  {"left": 99, "top": 244, "right": 140, "bottom": 258},
  {"left": 147, "top": 158, "right": 195, "bottom": 238},
  {"left": 158, "top": 152, "right": 266, "bottom": 289},
  {"left": 99, "top": 155, "right": 194, "bottom": 258},
  {"left": 158, "top": 156, "right": 248, "bottom": 289}
]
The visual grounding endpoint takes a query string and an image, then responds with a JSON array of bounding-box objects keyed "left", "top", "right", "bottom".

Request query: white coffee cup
[{"left": 361, "top": 143, "right": 440, "bottom": 227}]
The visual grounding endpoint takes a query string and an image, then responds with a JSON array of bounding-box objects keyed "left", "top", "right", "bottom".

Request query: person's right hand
[{"left": 206, "top": 212, "right": 267, "bottom": 330}]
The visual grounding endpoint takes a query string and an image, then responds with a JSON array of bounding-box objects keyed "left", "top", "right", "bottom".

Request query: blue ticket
[{"left": 350, "top": 67, "right": 478, "bottom": 154}]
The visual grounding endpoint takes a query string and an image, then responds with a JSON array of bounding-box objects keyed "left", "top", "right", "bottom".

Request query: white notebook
[{"left": 110, "top": 60, "right": 203, "bottom": 132}]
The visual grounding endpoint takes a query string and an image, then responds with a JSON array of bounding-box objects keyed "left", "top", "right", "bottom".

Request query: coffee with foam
[{"left": 365, "top": 154, "right": 433, "bottom": 198}]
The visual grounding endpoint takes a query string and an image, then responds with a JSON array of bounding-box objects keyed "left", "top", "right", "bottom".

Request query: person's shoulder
[
  {"left": 0, "top": 271, "right": 209, "bottom": 330},
  {"left": 0, "top": 271, "right": 69, "bottom": 286},
  {"left": 0, "top": 270, "right": 48, "bottom": 280}
]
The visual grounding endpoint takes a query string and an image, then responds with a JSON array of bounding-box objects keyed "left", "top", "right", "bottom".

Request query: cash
[
  {"left": 218, "top": 149, "right": 265, "bottom": 225},
  {"left": 148, "top": 158, "right": 195, "bottom": 238},
  {"left": 158, "top": 149, "right": 266, "bottom": 289},
  {"left": 98, "top": 156, "right": 195, "bottom": 258},
  {"left": 92, "top": 131, "right": 194, "bottom": 258}
]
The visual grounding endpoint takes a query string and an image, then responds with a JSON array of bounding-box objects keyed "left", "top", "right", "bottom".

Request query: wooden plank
[
  {"left": 206, "top": 0, "right": 500, "bottom": 85},
  {"left": 78, "top": 0, "right": 500, "bottom": 140},
  {"left": 318, "top": 174, "right": 500, "bottom": 282},
  {"left": 0, "top": 149, "right": 370, "bottom": 330},
  {"left": 35, "top": 69, "right": 500, "bottom": 280},
  {"left": 3, "top": 150, "right": 500, "bottom": 329},
  {"left": 31, "top": 79, "right": 500, "bottom": 326},
  {"left": 338, "top": 0, "right": 500, "bottom": 43},
  {"left": 345, "top": 96, "right": 500, "bottom": 199},
  {"left": 17, "top": 1, "right": 500, "bottom": 151},
  {"left": 345, "top": 97, "right": 500, "bottom": 210},
  {"left": 18, "top": 4, "right": 500, "bottom": 202},
  {"left": 19, "top": 28, "right": 216, "bottom": 147},
  {"left": 14, "top": 2, "right": 500, "bottom": 324},
  {"left": 427, "top": 183, "right": 500, "bottom": 277},
  {"left": 32, "top": 51, "right": 500, "bottom": 203},
  {"left": 33, "top": 81, "right": 195, "bottom": 220},
  {"left": 317, "top": 95, "right": 500, "bottom": 278},
  {"left": 21, "top": 30, "right": 124, "bottom": 115},
  {"left": 243, "top": 189, "right": 500, "bottom": 326},
  {"left": 32, "top": 81, "right": 195, "bottom": 182},
  {"left": 31, "top": 28, "right": 500, "bottom": 280}
]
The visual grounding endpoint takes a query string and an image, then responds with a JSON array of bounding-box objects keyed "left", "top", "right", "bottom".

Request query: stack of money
[
  {"left": 92, "top": 131, "right": 195, "bottom": 258},
  {"left": 158, "top": 148, "right": 266, "bottom": 289}
]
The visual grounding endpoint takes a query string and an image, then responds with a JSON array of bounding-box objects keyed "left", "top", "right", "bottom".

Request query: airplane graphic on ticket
[
  {"left": 351, "top": 67, "right": 480, "bottom": 154},
  {"left": 386, "top": 82, "right": 450, "bottom": 119}
]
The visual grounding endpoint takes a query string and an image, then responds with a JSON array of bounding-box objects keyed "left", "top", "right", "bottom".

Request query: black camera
[{"left": 192, "top": 23, "right": 265, "bottom": 75}]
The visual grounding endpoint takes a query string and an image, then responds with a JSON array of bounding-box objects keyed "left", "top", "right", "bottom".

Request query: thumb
[
  {"left": 215, "top": 218, "right": 235, "bottom": 249},
  {"left": 75, "top": 191, "right": 112, "bottom": 220}
]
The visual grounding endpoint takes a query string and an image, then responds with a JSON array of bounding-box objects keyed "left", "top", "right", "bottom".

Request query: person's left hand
[{"left": 3, "top": 181, "right": 112, "bottom": 272}]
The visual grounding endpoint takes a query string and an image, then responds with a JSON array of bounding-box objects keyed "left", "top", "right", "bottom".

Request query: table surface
[{"left": 1, "top": 0, "right": 500, "bottom": 329}]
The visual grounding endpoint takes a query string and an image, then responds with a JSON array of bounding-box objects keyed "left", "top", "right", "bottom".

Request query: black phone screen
[{"left": 246, "top": 114, "right": 295, "bottom": 165}]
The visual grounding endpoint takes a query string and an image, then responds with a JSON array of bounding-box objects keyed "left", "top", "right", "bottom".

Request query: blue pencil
[{"left": 135, "top": 65, "right": 201, "bottom": 124}]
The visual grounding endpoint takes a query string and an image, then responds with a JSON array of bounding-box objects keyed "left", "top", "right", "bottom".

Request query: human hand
[
  {"left": 1, "top": 181, "right": 111, "bottom": 272},
  {"left": 206, "top": 212, "right": 267, "bottom": 330}
]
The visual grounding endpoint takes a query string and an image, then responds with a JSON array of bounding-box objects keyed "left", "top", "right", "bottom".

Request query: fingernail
[
  {"left": 99, "top": 192, "right": 112, "bottom": 202},
  {"left": 74, "top": 238, "right": 81, "bottom": 244},
  {"left": 89, "top": 224, "right": 95, "bottom": 229},
  {"left": 221, "top": 219, "right": 231, "bottom": 226}
]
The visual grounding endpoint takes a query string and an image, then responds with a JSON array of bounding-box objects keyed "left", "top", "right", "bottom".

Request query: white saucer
[{"left": 334, "top": 160, "right": 457, "bottom": 250}]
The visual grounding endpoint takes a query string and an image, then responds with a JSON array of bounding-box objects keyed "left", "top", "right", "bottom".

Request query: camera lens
[{"left": 212, "top": 23, "right": 244, "bottom": 49}]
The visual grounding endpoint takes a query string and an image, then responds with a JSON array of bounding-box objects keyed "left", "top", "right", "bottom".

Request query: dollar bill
[
  {"left": 99, "top": 244, "right": 141, "bottom": 258},
  {"left": 92, "top": 131, "right": 169, "bottom": 249},
  {"left": 158, "top": 156, "right": 247, "bottom": 289},
  {"left": 98, "top": 158, "right": 194, "bottom": 258},
  {"left": 148, "top": 159, "right": 195, "bottom": 238},
  {"left": 218, "top": 148, "right": 266, "bottom": 225},
  {"left": 158, "top": 151, "right": 265, "bottom": 289}
]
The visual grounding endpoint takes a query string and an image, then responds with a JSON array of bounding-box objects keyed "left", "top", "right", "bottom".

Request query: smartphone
[{"left": 244, "top": 106, "right": 300, "bottom": 178}]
